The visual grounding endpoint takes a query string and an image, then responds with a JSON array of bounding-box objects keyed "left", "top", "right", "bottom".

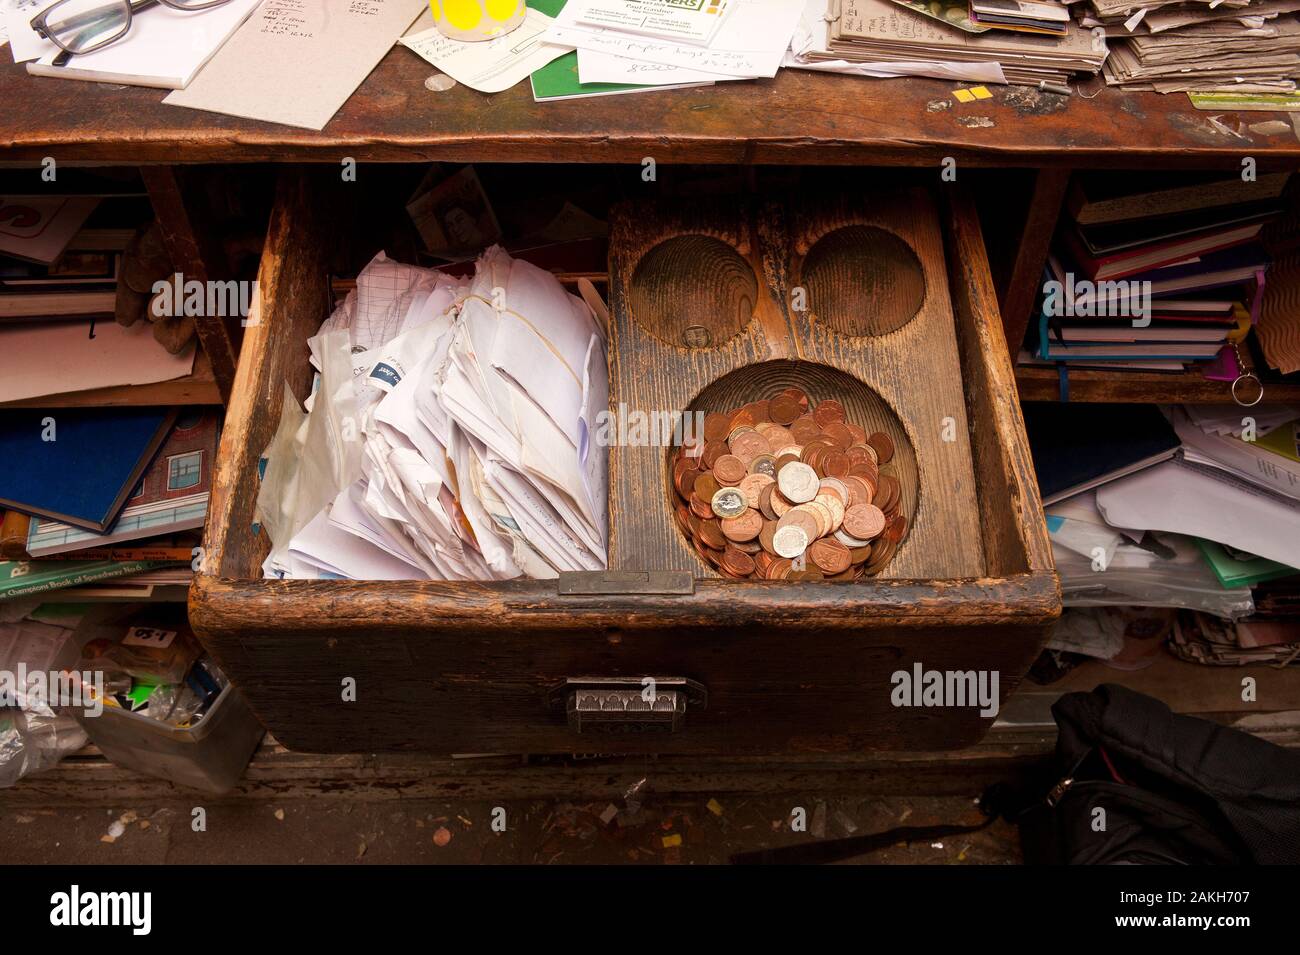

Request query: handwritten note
[{"left": 164, "top": 0, "right": 428, "bottom": 131}]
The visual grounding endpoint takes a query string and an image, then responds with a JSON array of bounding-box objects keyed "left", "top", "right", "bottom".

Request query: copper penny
[
  {"left": 809, "top": 538, "right": 852, "bottom": 574},
  {"left": 887, "top": 514, "right": 908, "bottom": 544},
  {"left": 712, "top": 454, "right": 747, "bottom": 486},
  {"left": 822, "top": 450, "right": 850, "bottom": 478},
  {"left": 693, "top": 472, "right": 720, "bottom": 501},
  {"left": 777, "top": 508, "right": 820, "bottom": 543},
  {"left": 865, "top": 537, "right": 897, "bottom": 572},
  {"left": 739, "top": 473, "right": 775, "bottom": 508},
  {"left": 867, "top": 431, "right": 895, "bottom": 465},
  {"left": 758, "top": 483, "right": 779, "bottom": 521},
  {"left": 876, "top": 474, "right": 900, "bottom": 512},
  {"left": 721, "top": 509, "right": 763, "bottom": 542},
  {"left": 769, "top": 394, "right": 802, "bottom": 425},
  {"left": 673, "top": 462, "right": 699, "bottom": 499},
  {"left": 765, "top": 557, "right": 793, "bottom": 580},
  {"left": 823, "top": 421, "right": 854, "bottom": 450},
  {"left": 721, "top": 546, "right": 756, "bottom": 577},
  {"left": 700, "top": 440, "right": 729, "bottom": 469},
  {"left": 790, "top": 415, "right": 821, "bottom": 444},
  {"left": 813, "top": 399, "right": 846, "bottom": 428},
  {"left": 843, "top": 503, "right": 886, "bottom": 540},
  {"left": 759, "top": 519, "right": 779, "bottom": 554},
  {"left": 690, "top": 494, "right": 714, "bottom": 520},
  {"left": 703, "top": 413, "right": 731, "bottom": 442},
  {"left": 743, "top": 399, "right": 772, "bottom": 423},
  {"left": 698, "top": 520, "right": 727, "bottom": 551},
  {"left": 730, "top": 429, "right": 772, "bottom": 464}
]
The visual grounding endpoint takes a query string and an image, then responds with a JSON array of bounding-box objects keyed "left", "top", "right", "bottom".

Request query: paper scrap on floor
[
  {"left": 165, "top": 0, "right": 428, "bottom": 130},
  {"left": 400, "top": 6, "right": 572, "bottom": 93},
  {"left": 546, "top": 0, "right": 805, "bottom": 78}
]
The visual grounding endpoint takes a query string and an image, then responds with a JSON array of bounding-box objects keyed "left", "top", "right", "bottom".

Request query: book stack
[
  {"left": 1066, "top": 0, "right": 1300, "bottom": 94},
  {"left": 0, "top": 170, "right": 151, "bottom": 327},
  {"left": 1026, "top": 170, "right": 1291, "bottom": 373},
  {"left": 0, "top": 170, "right": 200, "bottom": 407},
  {"left": 0, "top": 407, "right": 220, "bottom": 603}
]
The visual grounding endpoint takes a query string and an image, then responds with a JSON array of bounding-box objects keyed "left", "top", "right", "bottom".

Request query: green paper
[
  {"left": 1196, "top": 538, "right": 1298, "bottom": 589},
  {"left": 126, "top": 681, "right": 160, "bottom": 709},
  {"left": 528, "top": 0, "right": 699, "bottom": 101}
]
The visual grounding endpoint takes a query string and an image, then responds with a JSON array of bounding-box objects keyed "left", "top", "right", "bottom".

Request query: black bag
[{"left": 1019, "top": 684, "right": 1300, "bottom": 865}]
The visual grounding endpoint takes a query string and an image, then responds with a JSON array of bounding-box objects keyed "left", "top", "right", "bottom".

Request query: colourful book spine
[{"left": 0, "top": 559, "right": 166, "bottom": 601}]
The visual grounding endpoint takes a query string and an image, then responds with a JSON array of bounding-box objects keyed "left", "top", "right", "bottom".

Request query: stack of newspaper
[
  {"left": 1086, "top": 0, "right": 1300, "bottom": 93},
  {"left": 256, "top": 250, "right": 609, "bottom": 582},
  {"left": 795, "top": 0, "right": 1108, "bottom": 88}
]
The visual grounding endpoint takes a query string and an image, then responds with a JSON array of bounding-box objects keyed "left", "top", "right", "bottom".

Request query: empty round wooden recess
[
  {"left": 799, "top": 225, "right": 927, "bottom": 337},
  {"left": 668, "top": 359, "right": 917, "bottom": 577},
  {"left": 629, "top": 234, "right": 758, "bottom": 349}
]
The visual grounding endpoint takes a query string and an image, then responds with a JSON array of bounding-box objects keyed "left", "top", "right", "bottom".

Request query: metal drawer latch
[{"left": 549, "top": 677, "right": 707, "bottom": 735}]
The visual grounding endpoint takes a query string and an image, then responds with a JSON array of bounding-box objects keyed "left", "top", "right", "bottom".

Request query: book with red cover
[{"left": 1062, "top": 220, "right": 1265, "bottom": 281}]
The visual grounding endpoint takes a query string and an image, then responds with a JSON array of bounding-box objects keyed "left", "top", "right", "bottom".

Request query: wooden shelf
[
  {"left": 1014, "top": 363, "right": 1300, "bottom": 404},
  {"left": 0, "top": 342, "right": 221, "bottom": 409},
  {"left": 3, "top": 51, "right": 1300, "bottom": 167}
]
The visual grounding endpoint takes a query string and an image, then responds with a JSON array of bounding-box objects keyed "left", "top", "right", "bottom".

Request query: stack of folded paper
[
  {"left": 256, "top": 249, "right": 608, "bottom": 582},
  {"left": 1086, "top": 0, "right": 1300, "bottom": 93},
  {"left": 810, "top": 0, "right": 1108, "bottom": 88}
]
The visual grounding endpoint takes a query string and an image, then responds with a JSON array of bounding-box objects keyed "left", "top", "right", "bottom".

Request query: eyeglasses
[{"left": 30, "top": 0, "right": 235, "bottom": 63}]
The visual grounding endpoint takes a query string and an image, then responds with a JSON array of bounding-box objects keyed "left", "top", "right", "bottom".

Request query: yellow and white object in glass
[{"left": 431, "top": 0, "right": 527, "bottom": 41}]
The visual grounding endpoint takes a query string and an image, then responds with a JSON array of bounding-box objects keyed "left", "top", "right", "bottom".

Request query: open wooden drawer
[{"left": 189, "top": 170, "right": 1060, "bottom": 755}]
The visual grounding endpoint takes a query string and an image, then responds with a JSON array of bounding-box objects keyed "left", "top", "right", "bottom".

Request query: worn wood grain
[
  {"left": 189, "top": 179, "right": 1059, "bottom": 756},
  {"left": 997, "top": 167, "right": 1072, "bottom": 365},
  {"left": 782, "top": 192, "right": 985, "bottom": 579},
  {"left": 1012, "top": 365, "right": 1300, "bottom": 403},
  {"left": 141, "top": 165, "right": 241, "bottom": 403},
  {"left": 200, "top": 167, "right": 332, "bottom": 581},
  {"left": 945, "top": 189, "right": 1056, "bottom": 579},
  {"left": 607, "top": 199, "right": 789, "bottom": 573},
  {"left": 2, "top": 54, "right": 1298, "bottom": 167}
]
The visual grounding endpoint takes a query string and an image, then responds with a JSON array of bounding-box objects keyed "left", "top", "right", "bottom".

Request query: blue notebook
[{"left": 0, "top": 407, "right": 178, "bottom": 532}]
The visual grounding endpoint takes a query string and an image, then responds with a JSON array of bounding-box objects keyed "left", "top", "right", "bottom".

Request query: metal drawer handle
[{"left": 550, "top": 677, "right": 707, "bottom": 735}]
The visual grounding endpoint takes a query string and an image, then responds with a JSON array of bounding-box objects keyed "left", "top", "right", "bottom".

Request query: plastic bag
[{"left": 1056, "top": 531, "right": 1255, "bottom": 620}]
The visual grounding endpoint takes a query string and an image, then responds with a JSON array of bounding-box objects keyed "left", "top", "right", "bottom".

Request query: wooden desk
[{"left": 4, "top": 51, "right": 1297, "bottom": 402}]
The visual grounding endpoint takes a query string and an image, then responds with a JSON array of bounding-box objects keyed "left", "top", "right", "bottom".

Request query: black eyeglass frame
[{"left": 29, "top": 0, "right": 234, "bottom": 59}]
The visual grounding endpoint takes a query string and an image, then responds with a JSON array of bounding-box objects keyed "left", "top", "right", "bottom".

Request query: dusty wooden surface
[
  {"left": 190, "top": 178, "right": 1057, "bottom": 756},
  {"left": 1, "top": 52, "right": 1297, "bottom": 167},
  {"left": 944, "top": 189, "right": 1055, "bottom": 582}
]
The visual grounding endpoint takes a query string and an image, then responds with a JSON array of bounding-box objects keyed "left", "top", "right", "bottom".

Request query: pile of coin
[{"left": 671, "top": 387, "right": 908, "bottom": 580}]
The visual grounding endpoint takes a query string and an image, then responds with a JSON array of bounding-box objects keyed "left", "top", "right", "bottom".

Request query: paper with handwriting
[{"left": 164, "top": 0, "right": 427, "bottom": 130}]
